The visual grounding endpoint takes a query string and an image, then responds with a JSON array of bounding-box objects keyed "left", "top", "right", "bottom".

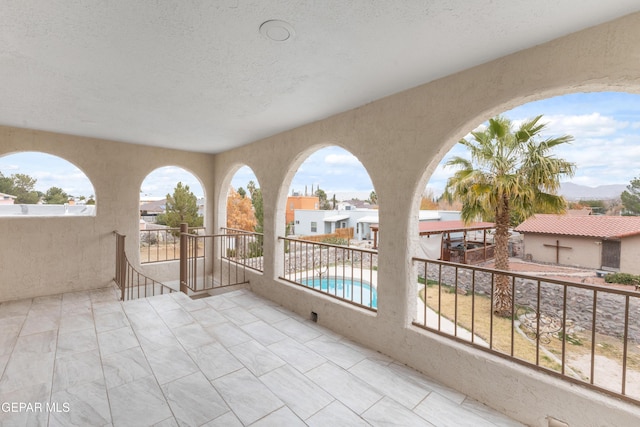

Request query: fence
[
  {"left": 114, "top": 231, "right": 176, "bottom": 300},
  {"left": 412, "top": 256, "right": 640, "bottom": 404},
  {"left": 139, "top": 226, "right": 205, "bottom": 264},
  {"left": 180, "top": 225, "right": 263, "bottom": 293},
  {"left": 279, "top": 236, "right": 378, "bottom": 310},
  {"left": 219, "top": 227, "right": 264, "bottom": 272},
  {"left": 298, "top": 227, "right": 354, "bottom": 243}
]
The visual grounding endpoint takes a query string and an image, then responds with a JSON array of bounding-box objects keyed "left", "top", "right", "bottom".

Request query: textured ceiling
[{"left": 2, "top": 1, "right": 640, "bottom": 153}]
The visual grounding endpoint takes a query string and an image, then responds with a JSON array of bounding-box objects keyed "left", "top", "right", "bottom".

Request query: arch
[{"left": 0, "top": 151, "right": 96, "bottom": 216}]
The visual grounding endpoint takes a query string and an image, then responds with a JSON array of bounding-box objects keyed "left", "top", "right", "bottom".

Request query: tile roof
[{"left": 514, "top": 214, "right": 640, "bottom": 238}]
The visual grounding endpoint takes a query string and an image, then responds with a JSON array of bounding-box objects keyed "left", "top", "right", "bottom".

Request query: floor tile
[
  {"left": 158, "top": 307, "right": 195, "bottom": 328},
  {"left": 53, "top": 349, "right": 104, "bottom": 392},
  {"left": 204, "top": 322, "right": 252, "bottom": 347},
  {"left": 13, "top": 329, "right": 57, "bottom": 354},
  {"left": 56, "top": 328, "right": 98, "bottom": 358},
  {"left": 0, "top": 381, "right": 51, "bottom": 426},
  {"left": 162, "top": 372, "right": 230, "bottom": 426},
  {"left": 187, "top": 342, "right": 243, "bottom": 380},
  {"left": 0, "top": 352, "right": 55, "bottom": 394},
  {"left": 241, "top": 320, "right": 288, "bottom": 346},
  {"left": 414, "top": 392, "right": 498, "bottom": 426},
  {"left": 271, "top": 317, "right": 323, "bottom": 342},
  {"left": 306, "top": 400, "right": 371, "bottom": 427},
  {"left": 189, "top": 306, "right": 227, "bottom": 327},
  {"left": 202, "top": 411, "right": 243, "bottom": 427},
  {"left": 171, "top": 322, "right": 215, "bottom": 349},
  {"left": 94, "top": 309, "right": 130, "bottom": 333},
  {"left": 250, "top": 406, "right": 306, "bottom": 427},
  {"left": 306, "top": 334, "right": 368, "bottom": 369},
  {"left": 306, "top": 362, "right": 383, "bottom": 415},
  {"left": 97, "top": 326, "right": 139, "bottom": 356},
  {"left": 20, "top": 312, "right": 60, "bottom": 336},
  {"left": 227, "top": 340, "right": 285, "bottom": 376},
  {"left": 49, "top": 379, "right": 111, "bottom": 427},
  {"left": 248, "top": 305, "right": 291, "bottom": 324},
  {"left": 135, "top": 324, "right": 179, "bottom": 352},
  {"left": 349, "top": 358, "right": 430, "bottom": 409},
  {"left": 108, "top": 375, "right": 172, "bottom": 427},
  {"left": 212, "top": 368, "right": 284, "bottom": 426},
  {"left": 102, "top": 346, "right": 153, "bottom": 389},
  {"left": 59, "top": 310, "right": 95, "bottom": 334},
  {"left": 145, "top": 345, "right": 199, "bottom": 384},
  {"left": 267, "top": 337, "right": 327, "bottom": 373},
  {"left": 461, "top": 398, "right": 526, "bottom": 427},
  {"left": 260, "top": 365, "right": 334, "bottom": 419},
  {"left": 219, "top": 306, "right": 260, "bottom": 326},
  {"left": 362, "top": 396, "right": 434, "bottom": 427}
]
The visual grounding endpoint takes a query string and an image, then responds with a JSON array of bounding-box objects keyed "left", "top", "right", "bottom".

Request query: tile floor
[{"left": 0, "top": 287, "right": 524, "bottom": 426}]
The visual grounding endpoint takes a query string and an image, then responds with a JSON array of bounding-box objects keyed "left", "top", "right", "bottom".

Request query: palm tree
[{"left": 444, "top": 115, "right": 575, "bottom": 316}]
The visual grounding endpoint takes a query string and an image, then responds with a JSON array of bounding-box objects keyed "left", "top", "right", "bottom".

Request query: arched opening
[
  {"left": 0, "top": 151, "right": 96, "bottom": 216},
  {"left": 281, "top": 145, "right": 378, "bottom": 309},
  {"left": 139, "top": 166, "right": 205, "bottom": 263},
  {"left": 414, "top": 91, "right": 640, "bottom": 399}
]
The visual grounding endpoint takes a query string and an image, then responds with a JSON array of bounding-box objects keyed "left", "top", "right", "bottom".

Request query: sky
[{"left": 2, "top": 92, "right": 640, "bottom": 200}]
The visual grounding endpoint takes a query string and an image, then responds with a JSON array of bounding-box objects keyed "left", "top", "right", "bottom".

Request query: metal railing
[
  {"left": 220, "top": 227, "right": 264, "bottom": 272},
  {"left": 114, "top": 231, "right": 177, "bottom": 300},
  {"left": 279, "top": 236, "right": 378, "bottom": 311},
  {"left": 139, "top": 226, "right": 205, "bottom": 264},
  {"left": 179, "top": 225, "right": 253, "bottom": 293},
  {"left": 412, "top": 256, "right": 640, "bottom": 404}
]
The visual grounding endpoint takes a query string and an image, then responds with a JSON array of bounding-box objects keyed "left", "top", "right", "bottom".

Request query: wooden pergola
[{"left": 418, "top": 220, "right": 496, "bottom": 264}]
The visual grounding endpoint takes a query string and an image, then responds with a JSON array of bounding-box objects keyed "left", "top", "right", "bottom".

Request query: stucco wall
[
  {"left": 621, "top": 234, "right": 640, "bottom": 275},
  {"left": 1, "top": 11, "right": 640, "bottom": 427},
  {"left": 523, "top": 234, "right": 602, "bottom": 269},
  {"left": 211, "top": 12, "right": 640, "bottom": 426},
  {"left": 0, "top": 126, "right": 215, "bottom": 301}
]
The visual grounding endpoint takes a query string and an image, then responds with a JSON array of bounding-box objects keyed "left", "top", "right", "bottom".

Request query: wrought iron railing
[
  {"left": 114, "top": 231, "right": 176, "bottom": 300},
  {"left": 278, "top": 237, "right": 378, "bottom": 311},
  {"left": 220, "top": 227, "right": 264, "bottom": 272},
  {"left": 412, "top": 256, "right": 640, "bottom": 404},
  {"left": 179, "top": 226, "right": 253, "bottom": 293},
  {"left": 139, "top": 226, "right": 205, "bottom": 264}
]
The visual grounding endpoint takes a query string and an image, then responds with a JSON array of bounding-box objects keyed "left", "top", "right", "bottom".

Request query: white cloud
[{"left": 324, "top": 153, "right": 361, "bottom": 165}]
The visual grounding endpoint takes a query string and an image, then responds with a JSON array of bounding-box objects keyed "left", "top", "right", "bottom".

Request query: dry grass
[
  {"left": 139, "top": 242, "right": 205, "bottom": 263},
  {"left": 419, "top": 284, "right": 640, "bottom": 377}
]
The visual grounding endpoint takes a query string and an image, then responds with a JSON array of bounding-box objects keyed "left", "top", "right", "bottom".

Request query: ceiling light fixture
[{"left": 259, "top": 20, "right": 295, "bottom": 42}]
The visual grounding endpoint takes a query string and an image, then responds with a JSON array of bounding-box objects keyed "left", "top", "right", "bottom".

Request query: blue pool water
[{"left": 301, "top": 277, "right": 377, "bottom": 308}]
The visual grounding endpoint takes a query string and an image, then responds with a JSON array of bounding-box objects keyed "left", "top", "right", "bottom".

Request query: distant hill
[{"left": 559, "top": 182, "right": 627, "bottom": 200}]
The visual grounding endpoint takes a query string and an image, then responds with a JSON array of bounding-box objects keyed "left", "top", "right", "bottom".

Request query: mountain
[{"left": 559, "top": 182, "right": 627, "bottom": 200}]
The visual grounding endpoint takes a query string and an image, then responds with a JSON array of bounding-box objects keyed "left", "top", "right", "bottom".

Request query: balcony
[{"left": 0, "top": 288, "right": 522, "bottom": 426}]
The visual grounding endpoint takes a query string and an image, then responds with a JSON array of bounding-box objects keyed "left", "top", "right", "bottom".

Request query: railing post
[{"left": 180, "top": 222, "right": 188, "bottom": 294}]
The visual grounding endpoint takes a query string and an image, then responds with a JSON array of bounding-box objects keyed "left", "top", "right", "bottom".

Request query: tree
[
  {"left": 621, "top": 177, "right": 640, "bottom": 215},
  {"left": 444, "top": 115, "right": 575, "bottom": 316},
  {"left": 43, "top": 186, "right": 69, "bottom": 204},
  {"left": 247, "top": 180, "right": 263, "bottom": 233},
  {"left": 0, "top": 172, "right": 40, "bottom": 204},
  {"left": 420, "top": 189, "right": 438, "bottom": 210},
  {"left": 369, "top": 190, "right": 378, "bottom": 205},
  {"left": 315, "top": 188, "right": 331, "bottom": 210},
  {"left": 226, "top": 187, "right": 257, "bottom": 231},
  {"left": 156, "top": 182, "right": 203, "bottom": 228},
  {"left": 86, "top": 195, "right": 96, "bottom": 205}
]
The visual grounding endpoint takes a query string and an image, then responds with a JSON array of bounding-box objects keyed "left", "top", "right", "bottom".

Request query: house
[
  {"left": 293, "top": 208, "right": 378, "bottom": 240},
  {"left": 0, "top": 192, "right": 16, "bottom": 205},
  {"left": 2, "top": 4, "right": 640, "bottom": 426},
  {"left": 515, "top": 214, "right": 640, "bottom": 273},
  {"left": 285, "top": 195, "right": 319, "bottom": 224}
]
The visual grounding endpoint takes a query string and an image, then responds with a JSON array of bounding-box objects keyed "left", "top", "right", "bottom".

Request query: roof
[
  {"left": 0, "top": 192, "right": 16, "bottom": 199},
  {"left": 514, "top": 214, "right": 640, "bottom": 239},
  {"left": 419, "top": 220, "right": 495, "bottom": 235},
  {"left": 357, "top": 216, "right": 380, "bottom": 224},
  {"left": 323, "top": 215, "right": 350, "bottom": 222}
]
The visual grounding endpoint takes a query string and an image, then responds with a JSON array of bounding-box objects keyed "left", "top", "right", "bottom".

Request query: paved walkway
[{"left": 0, "top": 287, "right": 523, "bottom": 426}]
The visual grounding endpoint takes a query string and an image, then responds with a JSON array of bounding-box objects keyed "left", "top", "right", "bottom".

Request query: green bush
[
  {"left": 604, "top": 272, "right": 640, "bottom": 286},
  {"left": 321, "top": 237, "right": 348, "bottom": 246}
]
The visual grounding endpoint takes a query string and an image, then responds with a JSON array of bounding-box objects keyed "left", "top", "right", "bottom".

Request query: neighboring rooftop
[{"left": 515, "top": 214, "right": 640, "bottom": 238}]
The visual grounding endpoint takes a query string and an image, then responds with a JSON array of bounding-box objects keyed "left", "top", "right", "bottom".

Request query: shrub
[{"left": 604, "top": 272, "right": 640, "bottom": 286}]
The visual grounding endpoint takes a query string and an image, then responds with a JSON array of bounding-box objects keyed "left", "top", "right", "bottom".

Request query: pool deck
[{"left": 0, "top": 287, "right": 523, "bottom": 426}]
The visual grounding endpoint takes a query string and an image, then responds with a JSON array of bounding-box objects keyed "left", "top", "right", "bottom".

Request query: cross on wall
[{"left": 543, "top": 239, "right": 572, "bottom": 264}]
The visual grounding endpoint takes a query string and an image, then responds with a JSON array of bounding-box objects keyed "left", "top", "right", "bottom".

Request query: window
[{"left": 311, "top": 221, "right": 317, "bottom": 232}]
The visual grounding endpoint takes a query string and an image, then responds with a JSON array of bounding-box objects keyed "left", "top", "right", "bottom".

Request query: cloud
[{"left": 324, "top": 153, "right": 361, "bottom": 166}]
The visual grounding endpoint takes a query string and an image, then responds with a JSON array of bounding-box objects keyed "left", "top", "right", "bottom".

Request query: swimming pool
[{"left": 301, "top": 276, "right": 377, "bottom": 308}]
